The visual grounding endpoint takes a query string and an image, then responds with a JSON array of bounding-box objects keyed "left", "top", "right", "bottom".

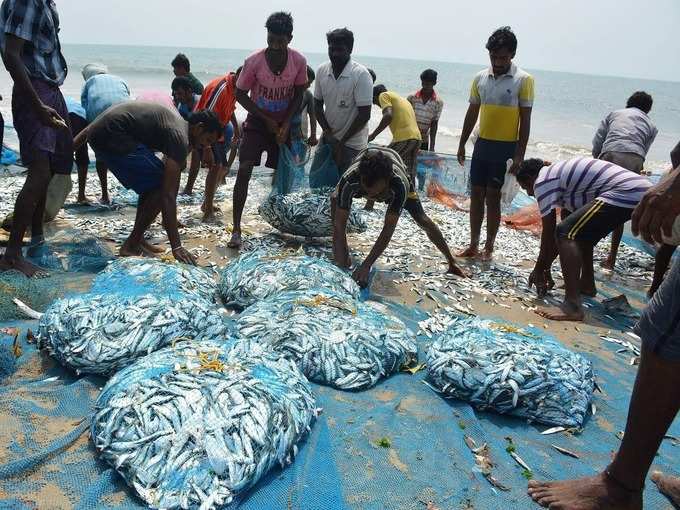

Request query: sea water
[{"left": 1, "top": 43, "right": 678, "bottom": 172}]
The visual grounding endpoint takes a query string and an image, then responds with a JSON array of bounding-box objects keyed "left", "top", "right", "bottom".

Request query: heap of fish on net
[
  {"left": 426, "top": 317, "right": 595, "bottom": 427},
  {"left": 38, "top": 293, "right": 232, "bottom": 375},
  {"left": 91, "top": 339, "right": 318, "bottom": 510},
  {"left": 237, "top": 289, "right": 417, "bottom": 390},
  {"left": 258, "top": 189, "right": 367, "bottom": 238},
  {"left": 219, "top": 250, "right": 359, "bottom": 308},
  {"left": 91, "top": 257, "right": 218, "bottom": 302}
]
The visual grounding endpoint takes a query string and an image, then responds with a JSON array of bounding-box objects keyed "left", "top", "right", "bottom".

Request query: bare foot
[
  {"left": 227, "top": 231, "right": 242, "bottom": 249},
  {"left": 580, "top": 283, "right": 597, "bottom": 297},
  {"left": 457, "top": 245, "right": 479, "bottom": 258},
  {"left": 651, "top": 471, "right": 680, "bottom": 507},
  {"left": 202, "top": 211, "right": 217, "bottom": 224},
  {"left": 77, "top": 196, "right": 91, "bottom": 205},
  {"left": 119, "top": 243, "right": 143, "bottom": 258},
  {"left": 527, "top": 472, "right": 642, "bottom": 510},
  {"left": 99, "top": 195, "right": 111, "bottom": 205},
  {"left": 535, "top": 302, "right": 585, "bottom": 322},
  {"left": 140, "top": 240, "right": 164, "bottom": 254},
  {"left": 447, "top": 263, "right": 468, "bottom": 278},
  {"left": 0, "top": 255, "right": 49, "bottom": 278},
  {"left": 480, "top": 249, "right": 493, "bottom": 262},
  {"left": 200, "top": 202, "right": 221, "bottom": 214},
  {"left": 601, "top": 255, "right": 615, "bottom": 271}
]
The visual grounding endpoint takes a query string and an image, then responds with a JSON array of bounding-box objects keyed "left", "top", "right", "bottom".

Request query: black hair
[
  {"left": 516, "top": 158, "right": 547, "bottom": 183},
  {"left": 187, "top": 110, "right": 223, "bottom": 136},
  {"left": 626, "top": 91, "right": 653, "bottom": 114},
  {"left": 367, "top": 68, "right": 376, "bottom": 83},
  {"left": 359, "top": 151, "right": 393, "bottom": 186},
  {"left": 235, "top": 66, "right": 243, "bottom": 75},
  {"left": 373, "top": 84, "right": 387, "bottom": 102},
  {"left": 171, "top": 53, "right": 190, "bottom": 71},
  {"left": 171, "top": 76, "right": 193, "bottom": 93},
  {"left": 265, "top": 11, "right": 293, "bottom": 37},
  {"left": 420, "top": 69, "right": 438, "bottom": 83},
  {"left": 326, "top": 28, "right": 354, "bottom": 52},
  {"left": 486, "top": 26, "right": 517, "bottom": 53},
  {"left": 306, "top": 65, "right": 315, "bottom": 82}
]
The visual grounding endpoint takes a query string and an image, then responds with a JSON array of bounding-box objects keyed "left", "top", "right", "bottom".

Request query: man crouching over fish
[
  {"left": 517, "top": 157, "right": 651, "bottom": 321},
  {"left": 332, "top": 146, "right": 466, "bottom": 287},
  {"left": 73, "top": 102, "right": 222, "bottom": 265}
]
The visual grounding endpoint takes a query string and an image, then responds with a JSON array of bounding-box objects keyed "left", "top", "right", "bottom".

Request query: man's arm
[
  {"left": 235, "top": 88, "right": 277, "bottom": 133},
  {"left": 353, "top": 212, "right": 400, "bottom": 287},
  {"left": 429, "top": 119, "right": 439, "bottom": 151},
  {"left": 632, "top": 165, "right": 680, "bottom": 244},
  {"left": 2, "top": 35, "right": 65, "bottom": 128},
  {"left": 314, "top": 98, "right": 333, "bottom": 138},
  {"left": 332, "top": 201, "right": 351, "bottom": 268},
  {"left": 340, "top": 105, "right": 371, "bottom": 146},
  {"left": 368, "top": 107, "right": 393, "bottom": 142},
  {"left": 592, "top": 117, "right": 608, "bottom": 158},
  {"left": 671, "top": 141, "right": 680, "bottom": 169},
  {"left": 160, "top": 157, "right": 195, "bottom": 264},
  {"left": 529, "top": 210, "right": 558, "bottom": 296},
  {"left": 307, "top": 95, "right": 318, "bottom": 144},
  {"left": 276, "top": 84, "right": 305, "bottom": 144},
  {"left": 457, "top": 103, "right": 480, "bottom": 165},
  {"left": 230, "top": 113, "right": 240, "bottom": 139},
  {"left": 510, "top": 106, "right": 532, "bottom": 174},
  {"left": 73, "top": 124, "right": 90, "bottom": 150},
  {"left": 644, "top": 126, "right": 658, "bottom": 156}
]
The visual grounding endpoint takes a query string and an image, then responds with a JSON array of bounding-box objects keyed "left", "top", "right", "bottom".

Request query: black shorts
[
  {"left": 556, "top": 200, "right": 632, "bottom": 244},
  {"left": 403, "top": 192, "right": 425, "bottom": 217},
  {"left": 470, "top": 158, "right": 507, "bottom": 189},
  {"left": 69, "top": 113, "right": 90, "bottom": 168}
]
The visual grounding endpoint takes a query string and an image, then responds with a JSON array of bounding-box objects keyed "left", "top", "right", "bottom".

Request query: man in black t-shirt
[{"left": 332, "top": 147, "right": 466, "bottom": 287}]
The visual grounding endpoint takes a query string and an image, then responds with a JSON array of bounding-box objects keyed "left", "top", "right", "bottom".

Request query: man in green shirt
[{"left": 171, "top": 53, "right": 203, "bottom": 96}]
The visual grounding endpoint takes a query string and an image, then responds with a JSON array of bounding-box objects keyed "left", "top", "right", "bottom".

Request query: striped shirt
[
  {"left": 195, "top": 73, "right": 237, "bottom": 126},
  {"left": 0, "top": 0, "right": 67, "bottom": 86},
  {"left": 336, "top": 147, "right": 412, "bottom": 214},
  {"left": 534, "top": 157, "right": 652, "bottom": 217},
  {"left": 469, "top": 63, "right": 534, "bottom": 142},
  {"left": 407, "top": 90, "right": 444, "bottom": 139},
  {"left": 80, "top": 74, "right": 131, "bottom": 123}
]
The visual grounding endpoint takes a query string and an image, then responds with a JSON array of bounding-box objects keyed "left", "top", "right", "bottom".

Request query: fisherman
[
  {"left": 648, "top": 140, "right": 680, "bottom": 297},
  {"left": 73, "top": 102, "right": 222, "bottom": 264},
  {"left": 332, "top": 147, "right": 466, "bottom": 287},
  {"left": 80, "top": 62, "right": 131, "bottom": 204},
  {"left": 314, "top": 27, "right": 373, "bottom": 178},
  {"left": 528, "top": 162, "right": 680, "bottom": 510},
  {"left": 0, "top": 0, "right": 73, "bottom": 277},
  {"left": 289, "top": 65, "right": 318, "bottom": 147},
  {"left": 516, "top": 157, "right": 651, "bottom": 321},
  {"left": 192, "top": 68, "right": 242, "bottom": 222},
  {"left": 171, "top": 53, "right": 203, "bottom": 95},
  {"left": 228, "top": 11, "right": 308, "bottom": 248},
  {"left": 367, "top": 84, "right": 422, "bottom": 209},
  {"left": 457, "top": 26, "right": 534, "bottom": 261},
  {"left": 593, "top": 91, "right": 658, "bottom": 270},
  {"left": 408, "top": 69, "right": 443, "bottom": 153},
  {"left": 171, "top": 76, "right": 201, "bottom": 120}
]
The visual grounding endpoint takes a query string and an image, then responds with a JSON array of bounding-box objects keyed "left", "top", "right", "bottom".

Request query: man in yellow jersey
[{"left": 457, "top": 26, "right": 534, "bottom": 261}]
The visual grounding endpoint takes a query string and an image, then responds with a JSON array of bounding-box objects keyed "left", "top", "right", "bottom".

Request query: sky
[{"left": 57, "top": 0, "right": 680, "bottom": 82}]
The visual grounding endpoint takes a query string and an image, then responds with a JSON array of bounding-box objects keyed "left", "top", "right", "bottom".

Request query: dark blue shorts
[
  {"left": 96, "top": 145, "right": 163, "bottom": 195},
  {"left": 470, "top": 138, "right": 516, "bottom": 189},
  {"left": 211, "top": 122, "right": 234, "bottom": 166}
]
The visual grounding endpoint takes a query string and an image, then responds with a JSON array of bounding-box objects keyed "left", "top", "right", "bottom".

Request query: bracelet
[{"left": 171, "top": 246, "right": 182, "bottom": 252}]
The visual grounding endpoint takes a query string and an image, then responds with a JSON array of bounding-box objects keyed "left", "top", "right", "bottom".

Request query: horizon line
[{"left": 60, "top": 41, "right": 680, "bottom": 86}]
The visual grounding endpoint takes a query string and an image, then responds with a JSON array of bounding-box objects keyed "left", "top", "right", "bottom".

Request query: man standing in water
[
  {"left": 0, "top": 0, "right": 73, "bottom": 277},
  {"left": 74, "top": 103, "right": 222, "bottom": 264},
  {"left": 592, "top": 91, "right": 658, "bottom": 270},
  {"left": 457, "top": 27, "right": 534, "bottom": 261},
  {"left": 228, "top": 11, "right": 308, "bottom": 248},
  {"left": 314, "top": 28, "right": 373, "bottom": 176}
]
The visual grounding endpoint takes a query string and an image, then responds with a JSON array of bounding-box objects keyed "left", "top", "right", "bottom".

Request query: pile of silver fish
[
  {"left": 258, "top": 189, "right": 367, "bottom": 238},
  {"left": 219, "top": 250, "right": 360, "bottom": 308},
  {"left": 237, "top": 289, "right": 418, "bottom": 390},
  {"left": 38, "top": 293, "right": 232, "bottom": 375},
  {"left": 91, "top": 257, "right": 218, "bottom": 303},
  {"left": 91, "top": 339, "right": 318, "bottom": 510},
  {"left": 426, "top": 317, "right": 595, "bottom": 427}
]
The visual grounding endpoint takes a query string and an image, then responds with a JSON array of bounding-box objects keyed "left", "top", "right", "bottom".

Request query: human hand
[
  {"left": 230, "top": 135, "right": 240, "bottom": 149},
  {"left": 528, "top": 267, "right": 548, "bottom": 297},
  {"left": 457, "top": 145, "right": 466, "bottom": 166},
  {"left": 38, "top": 104, "right": 67, "bottom": 130},
  {"left": 307, "top": 135, "right": 319, "bottom": 147},
  {"left": 632, "top": 167, "right": 680, "bottom": 244},
  {"left": 508, "top": 157, "right": 522, "bottom": 176},
  {"left": 172, "top": 246, "right": 197, "bottom": 265}
]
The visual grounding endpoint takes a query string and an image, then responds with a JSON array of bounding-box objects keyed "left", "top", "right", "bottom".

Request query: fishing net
[
  {"left": 272, "top": 142, "right": 310, "bottom": 195},
  {"left": 502, "top": 203, "right": 544, "bottom": 236},
  {"left": 258, "top": 188, "right": 367, "bottom": 238},
  {"left": 90, "top": 257, "right": 219, "bottom": 303},
  {"left": 218, "top": 250, "right": 360, "bottom": 309},
  {"left": 91, "top": 339, "right": 318, "bottom": 510},
  {"left": 0, "top": 270, "right": 71, "bottom": 321},
  {"left": 37, "top": 293, "right": 233, "bottom": 376},
  {"left": 308, "top": 144, "right": 341, "bottom": 190},
  {"left": 426, "top": 317, "right": 595, "bottom": 428},
  {"left": 237, "top": 289, "right": 418, "bottom": 390},
  {"left": 27, "top": 231, "right": 115, "bottom": 273}
]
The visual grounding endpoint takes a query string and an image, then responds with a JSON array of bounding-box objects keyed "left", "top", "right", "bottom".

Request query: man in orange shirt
[{"left": 184, "top": 68, "right": 241, "bottom": 222}]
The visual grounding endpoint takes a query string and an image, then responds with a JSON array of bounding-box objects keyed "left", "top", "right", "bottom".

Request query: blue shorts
[
  {"left": 96, "top": 145, "right": 163, "bottom": 195},
  {"left": 635, "top": 259, "right": 680, "bottom": 361},
  {"left": 211, "top": 122, "right": 234, "bottom": 166},
  {"left": 470, "top": 138, "right": 516, "bottom": 189}
]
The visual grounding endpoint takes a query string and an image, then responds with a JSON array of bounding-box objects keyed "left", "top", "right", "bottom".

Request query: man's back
[
  {"left": 81, "top": 74, "right": 131, "bottom": 123},
  {"left": 593, "top": 107, "right": 658, "bottom": 160},
  {"left": 378, "top": 91, "right": 421, "bottom": 143},
  {"left": 196, "top": 73, "right": 236, "bottom": 125}
]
